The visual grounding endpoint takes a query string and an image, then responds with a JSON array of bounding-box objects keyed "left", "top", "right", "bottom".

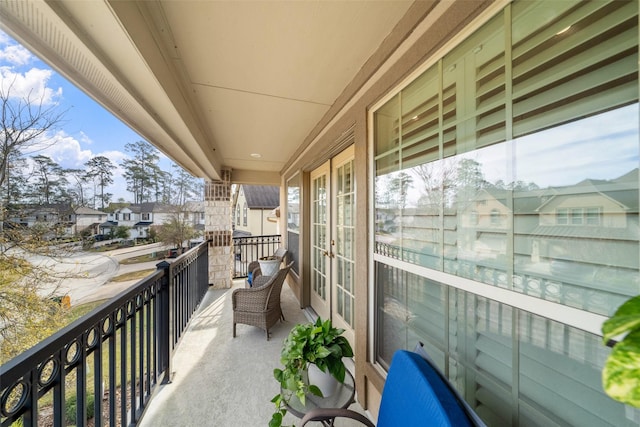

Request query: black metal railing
[
  {"left": 0, "top": 241, "right": 209, "bottom": 427},
  {"left": 232, "top": 234, "right": 282, "bottom": 278}
]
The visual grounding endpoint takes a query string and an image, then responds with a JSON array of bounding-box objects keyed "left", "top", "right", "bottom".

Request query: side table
[{"left": 283, "top": 369, "right": 355, "bottom": 426}]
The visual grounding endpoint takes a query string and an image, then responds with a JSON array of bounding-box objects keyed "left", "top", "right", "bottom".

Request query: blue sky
[{"left": 0, "top": 30, "right": 172, "bottom": 202}]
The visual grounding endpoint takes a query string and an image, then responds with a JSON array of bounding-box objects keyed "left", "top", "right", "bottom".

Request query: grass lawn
[
  {"left": 36, "top": 298, "right": 154, "bottom": 425},
  {"left": 109, "top": 269, "right": 156, "bottom": 282},
  {"left": 119, "top": 252, "right": 166, "bottom": 264}
]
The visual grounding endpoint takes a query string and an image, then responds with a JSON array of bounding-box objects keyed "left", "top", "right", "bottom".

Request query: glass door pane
[
  {"left": 332, "top": 146, "right": 355, "bottom": 344},
  {"left": 310, "top": 161, "right": 330, "bottom": 320}
]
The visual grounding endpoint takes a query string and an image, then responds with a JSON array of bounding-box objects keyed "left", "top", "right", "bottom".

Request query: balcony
[{"left": 0, "top": 239, "right": 365, "bottom": 427}]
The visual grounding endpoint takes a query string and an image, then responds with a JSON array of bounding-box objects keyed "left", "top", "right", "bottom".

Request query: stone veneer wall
[{"left": 204, "top": 170, "right": 233, "bottom": 289}]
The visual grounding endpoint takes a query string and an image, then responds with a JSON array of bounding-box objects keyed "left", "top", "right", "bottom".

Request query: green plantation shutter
[
  {"left": 517, "top": 312, "right": 628, "bottom": 426},
  {"left": 401, "top": 67, "right": 441, "bottom": 168},
  {"left": 375, "top": 265, "right": 447, "bottom": 369},
  {"left": 512, "top": 1, "right": 638, "bottom": 137},
  {"left": 449, "top": 291, "right": 513, "bottom": 426}
]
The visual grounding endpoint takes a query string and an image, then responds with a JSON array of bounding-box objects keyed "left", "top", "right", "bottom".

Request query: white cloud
[
  {"left": 0, "top": 67, "right": 62, "bottom": 105},
  {"left": 0, "top": 30, "right": 33, "bottom": 66},
  {"left": 0, "top": 43, "right": 33, "bottom": 66},
  {"left": 20, "top": 129, "right": 132, "bottom": 201},
  {"left": 20, "top": 129, "right": 90, "bottom": 166},
  {"left": 0, "top": 31, "right": 62, "bottom": 105},
  {"left": 79, "top": 131, "right": 93, "bottom": 145}
]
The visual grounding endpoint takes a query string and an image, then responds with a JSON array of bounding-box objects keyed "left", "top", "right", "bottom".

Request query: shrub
[{"left": 65, "top": 393, "right": 95, "bottom": 424}]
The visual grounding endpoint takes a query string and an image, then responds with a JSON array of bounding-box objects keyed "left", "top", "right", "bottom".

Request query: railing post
[{"left": 156, "top": 260, "right": 172, "bottom": 384}]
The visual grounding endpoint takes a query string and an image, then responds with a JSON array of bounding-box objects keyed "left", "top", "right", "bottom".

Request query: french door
[{"left": 310, "top": 146, "right": 355, "bottom": 344}]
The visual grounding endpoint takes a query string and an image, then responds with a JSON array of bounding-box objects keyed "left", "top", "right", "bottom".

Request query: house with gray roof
[
  {"left": 100, "top": 202, "right": 205, "bottom": 240},
  {"left": 233, "top": 185, "right": 279, "bottom": 236},
  {"left": 6, "top": 204, "right": 107, "bottom": 237}
]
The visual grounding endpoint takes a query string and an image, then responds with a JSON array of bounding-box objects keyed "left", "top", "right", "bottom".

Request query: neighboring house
[
  {"left": 101, "top": 202, "right": 178, "bottom": 239},
  {"left": 530, "top": 170, "right": 640, "bottom": 294},
  {"left": 233, "top": 185, "right": 279, "bottom": 236},
  {"left": 100, "top": 202, "right": 205, "bottom": 240},
  {"left": 6, "top": 204, "right": 107, "bottom": 237},
  {"left": 7, "top": 203, "right": 74, "bottom": 236},
  {"left": 182, "top": 201, "right": 205, "bottom": 233},
  {"left": 72, "top": 206, "right": 108, "bottom": 236}
]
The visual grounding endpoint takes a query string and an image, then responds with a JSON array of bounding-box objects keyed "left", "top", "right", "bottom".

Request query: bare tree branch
[{"left": 0, "top": 78, "right": 66, "bottom": 189}]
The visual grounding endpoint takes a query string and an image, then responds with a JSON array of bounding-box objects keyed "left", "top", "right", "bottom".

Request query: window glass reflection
[{"left": 514, "top": 105, "right": 639, "bottom": 314}]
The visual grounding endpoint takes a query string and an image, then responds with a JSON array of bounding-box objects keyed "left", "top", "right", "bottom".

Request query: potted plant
[
  {"left": 270, "top": 317, "right": 354, "bottom": 427},
  {"left": 602, "top": 294, "right": 640, "bottom": 407},
  {"left": 259, "top": 255, "right": 280, "bottom": 277}
]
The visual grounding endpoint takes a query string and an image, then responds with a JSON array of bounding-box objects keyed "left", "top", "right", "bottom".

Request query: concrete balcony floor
[{"left": 138, "top": 278, "right": 367, "bottom": 426}]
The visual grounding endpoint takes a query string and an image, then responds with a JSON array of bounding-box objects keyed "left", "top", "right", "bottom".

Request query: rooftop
[{"left": 242, "top": 185, "right": 280, "bottom": 210}]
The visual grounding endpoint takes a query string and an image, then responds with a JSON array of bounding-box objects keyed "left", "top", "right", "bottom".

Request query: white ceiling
[{"left": 0, "top": 0, "right": 413, "bottom": 183}]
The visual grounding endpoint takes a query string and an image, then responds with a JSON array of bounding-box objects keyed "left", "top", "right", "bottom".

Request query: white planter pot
[
  {"left": 307, "top": 363, "right": 338, "bottom": 397},
  {"left": 258, "top": 258, "right": 280, "bottom": 277}
]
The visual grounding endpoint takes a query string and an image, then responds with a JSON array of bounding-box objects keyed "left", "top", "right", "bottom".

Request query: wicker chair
[
  {"left": 246, "top": 247, "right": 288, "bottom": 287},
  {"left": 233, "top": 261, "right": 293, "bottom": 340}
]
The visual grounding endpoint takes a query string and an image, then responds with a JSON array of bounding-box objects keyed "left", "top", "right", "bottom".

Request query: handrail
[
  {"left": 232, "top": 234, "right": 282, "bottom": 278},
  {"left": 0, "top": 241, "right": 210, "bottom": 427}
]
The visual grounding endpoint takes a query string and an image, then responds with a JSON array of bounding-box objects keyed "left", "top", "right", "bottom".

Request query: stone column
[{"left": 204, "top": 170, "right": 233, "bottom": 289}]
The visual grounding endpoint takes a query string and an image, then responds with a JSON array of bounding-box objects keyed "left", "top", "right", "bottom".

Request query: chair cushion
[
  {"left": 377, "top": 351, "right": 472, "bottom": 427},
  {"left": 247, "top": 271, "right": 253, "bottom": 286}
]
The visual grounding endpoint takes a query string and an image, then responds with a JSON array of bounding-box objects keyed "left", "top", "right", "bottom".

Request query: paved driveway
[{"left": 20, "top": 242, "right": 171, "bottom": 305}]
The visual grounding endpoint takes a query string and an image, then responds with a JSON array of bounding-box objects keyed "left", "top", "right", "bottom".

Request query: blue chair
[{"left": 301, "top": 345, "right": 485, "bottom": 426}]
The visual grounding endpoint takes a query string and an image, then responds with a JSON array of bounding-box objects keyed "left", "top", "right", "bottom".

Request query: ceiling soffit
[
  {"left": 0, "top": 0, "right": 415, "bottom": 182},
  {"left": 0, "top": 0, "right": 221, "bottom": 179}
]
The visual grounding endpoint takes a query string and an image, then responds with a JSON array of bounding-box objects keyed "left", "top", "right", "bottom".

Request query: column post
[{"left": 204, "top": 169, "right": 233, "bottom": 288}]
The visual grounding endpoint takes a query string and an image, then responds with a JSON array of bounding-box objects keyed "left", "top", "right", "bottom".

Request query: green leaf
[
  {"left": 273, "top": 368, "right": 283, "bottom": 382},
  {"left": 296, "top": 388, "right": 306, "bottom": 406},
  {"left": 327, "top": 358, "right": 346, "bottom": 382},
  {"left": 603, "top": 296, "right": 640, "bottom": 343},
  {"left": 269, "top": 412, "right": 283, "bottom": 427},
  {"left": 308, "top": 384, "right": 323, "bottom": 397},
  {"left": 315, "top": 346, "right": 332, "bottom": 359},
  {"left": 603, "top": 330, "right": 640, "bottom": 407}
]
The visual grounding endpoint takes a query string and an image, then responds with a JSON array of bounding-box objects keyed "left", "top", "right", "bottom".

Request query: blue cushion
[
  {"left": 247, "top": 271, "right": 253, "bottom": 286},
  {"left": 377, "top": 351, "right": 472, "bottom": 427}
]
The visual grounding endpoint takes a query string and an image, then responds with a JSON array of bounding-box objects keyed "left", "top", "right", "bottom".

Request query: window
[
  {"left": 142, "top": 213, "right": 150, "bottom": 221},
  {"left": 287, "top": 174, "right": 301, "bottom": 274},
  {"left": 243, "top": 202, "right": 247, "bottom": 226},
  {"left": 557, "top": 208, "right": 568, "bottom": 225},
  {"left": 471, "top": 210, "right": 479, "bottom": 225},
  {"left": 372, "top": 1, "right": 639, "bottom": 425},
  {"left": 586, "top": 207, "right": 601, "bottom": 225},
  {"left": 558, "top": 207, "right": 603, "bottom": 226},
  {"left": 570, "top": 208, "right": 584, "bottom": 225},
  {"left": 235, "top": 205, "right": 240, "bottom": 226},
  {"left": 489, "top": 209, "right": 501, "bottom": 225},
  {"left": 123, "top": 213, "right": 131, "bottom": 221}
]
